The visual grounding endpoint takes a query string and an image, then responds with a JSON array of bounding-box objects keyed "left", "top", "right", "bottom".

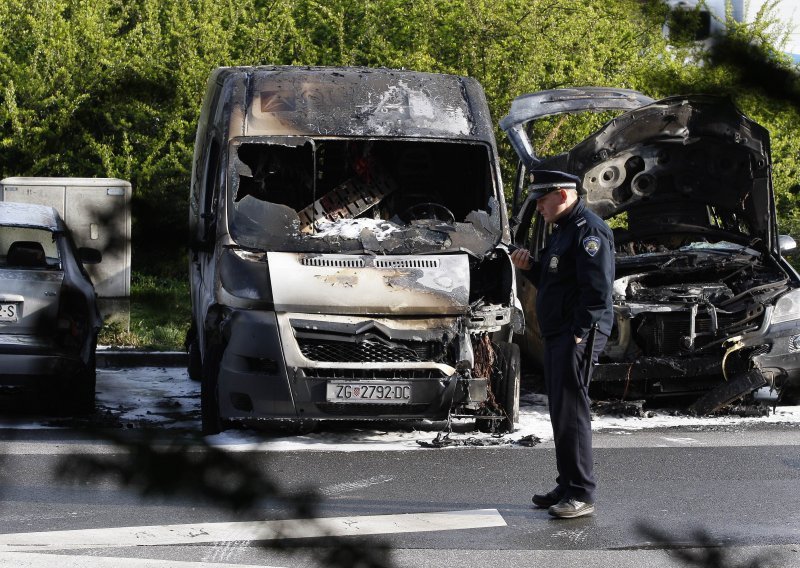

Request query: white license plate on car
[
  {"left": 0, "top": 303, "right": 18, "bottom": 323},
  {"left": 326, "top": 381, "right": 412, "bottom": 403}
]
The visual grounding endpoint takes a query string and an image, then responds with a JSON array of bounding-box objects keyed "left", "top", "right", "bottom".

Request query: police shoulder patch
[{"left": 582, "top": 236, "right": 601, "bottom": 257}]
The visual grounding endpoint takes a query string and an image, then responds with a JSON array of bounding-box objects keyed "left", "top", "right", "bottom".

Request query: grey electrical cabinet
[{"left": 0, "top": 177, "right": 132, "bottom": 299}]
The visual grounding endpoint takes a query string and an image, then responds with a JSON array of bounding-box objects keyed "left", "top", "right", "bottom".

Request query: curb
[{"left": 97, "top": 350, "right": 188, "bottom": 368}]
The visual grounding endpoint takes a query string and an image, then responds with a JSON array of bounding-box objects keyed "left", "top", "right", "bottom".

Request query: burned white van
[{"left": 187, "top": 66, "right": 522, "bottom": 434}]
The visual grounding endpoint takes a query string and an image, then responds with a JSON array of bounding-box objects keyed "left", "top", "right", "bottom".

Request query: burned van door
[{"left": 189, "top": 132, "right": 223, "bottom": 385}]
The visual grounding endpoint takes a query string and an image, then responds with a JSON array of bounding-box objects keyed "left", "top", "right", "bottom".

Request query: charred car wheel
[
  {"left": 478, "top": 341, "right": 521, "bottom": 433},
  {"left": 187, "top": 335, "right": 202, "bottom": 382},
  {"left": 201, "top": 342, "right": 223, "bottom": 435},
  {"left": 495, "top": 341, "right": 521, "bottom": 432}
]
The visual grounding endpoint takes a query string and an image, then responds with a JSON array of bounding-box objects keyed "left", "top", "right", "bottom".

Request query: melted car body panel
[
  {"left": 267, "top": 252, "right": 470, "bottom": 315},
  {"left": 189, "top": 66, "right": 521, "bottom": 432},
  {"left": 245, "top": 70, "right": 476, "bottom": 138}
]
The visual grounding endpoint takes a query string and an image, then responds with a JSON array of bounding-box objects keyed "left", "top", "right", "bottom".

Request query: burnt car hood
[{"left": 502, "top": 90, "right": 776, "bottom": 252}]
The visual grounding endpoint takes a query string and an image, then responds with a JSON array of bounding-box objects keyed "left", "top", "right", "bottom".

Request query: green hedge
[{"left": 1, "top": 0, "right": 799, "bottom": 272}]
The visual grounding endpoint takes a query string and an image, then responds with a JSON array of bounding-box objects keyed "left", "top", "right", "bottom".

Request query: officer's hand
[
  {"left": 575, "top": 336, "right": 582, "bottom": 344},
  {"left": 510, "top": 248, "right": 533, "bottom": 270}
]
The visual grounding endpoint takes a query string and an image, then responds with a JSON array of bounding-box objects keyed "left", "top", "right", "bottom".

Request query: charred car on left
[
  {"left": 502, "top": 88, "right": 800, "bottom": 413},
  {"left": 0, "top": 201, "right": 102, "bottom": 413}
]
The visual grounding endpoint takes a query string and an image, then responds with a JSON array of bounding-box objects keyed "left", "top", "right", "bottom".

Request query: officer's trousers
[{"left": 543, "top": 330, "right": 608, "bottom": 503}]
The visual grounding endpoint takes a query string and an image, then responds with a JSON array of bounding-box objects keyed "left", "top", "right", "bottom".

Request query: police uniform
[{"left": 526, "top": 171, "right": 614, "bottom": 507}]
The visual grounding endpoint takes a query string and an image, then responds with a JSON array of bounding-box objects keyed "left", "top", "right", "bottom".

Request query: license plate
[
  {"left": 0, "top": 303, "right": 18, "bottom": 323},
  {"left": 326, "top": 381, "right": 412, "bottom": 403}
]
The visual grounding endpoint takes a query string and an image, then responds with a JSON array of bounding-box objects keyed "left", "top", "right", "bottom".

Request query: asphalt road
[
  {"left": 0, "top": 423, "right": 799, "bottom": 567},
  {"left": 0, "top": 361, "right": 799, "bottom": 567}
]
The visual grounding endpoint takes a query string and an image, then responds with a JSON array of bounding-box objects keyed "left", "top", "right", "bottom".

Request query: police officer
[{"left": 510, "top": 170, "right": 614, "bottom": 519}]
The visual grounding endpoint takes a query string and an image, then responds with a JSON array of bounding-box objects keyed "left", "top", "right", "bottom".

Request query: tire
[
  {"left": 201, "top": 342, "right": 223, "bottom": 435},
  {"left": 187, "top": 334, "right": 202, "bottom": 382},
  {"left": 68, "top": 343, "right": 97, "bottom": 415},
  {"left": 495, "top": 341, "right": 521, "bottom": 432}
]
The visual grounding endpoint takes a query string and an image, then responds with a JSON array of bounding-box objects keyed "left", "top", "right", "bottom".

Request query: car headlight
[{"left": 772, "top": 288, "right": 800, "bottom": 325}]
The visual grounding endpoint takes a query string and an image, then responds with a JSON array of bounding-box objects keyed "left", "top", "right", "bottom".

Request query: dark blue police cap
[{"left": 527, "top": 170, "right": 583, "bottom": 200}]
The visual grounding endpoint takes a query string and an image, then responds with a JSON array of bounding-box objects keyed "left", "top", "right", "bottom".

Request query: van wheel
[
  {"left": 495, "top": 341, "right": 521, "bottom": 432},
  {"left": 476, "top": 341, "right": 521, "bottom": 434},
  {"left": 186, "top": 324, "right": 202, "bottom": 382},
  {"left": 187, "top": 335, "right": 202, "bottom": 382},
  {"left": 201, "top": 343, "right": 223, "bottom": 435}
]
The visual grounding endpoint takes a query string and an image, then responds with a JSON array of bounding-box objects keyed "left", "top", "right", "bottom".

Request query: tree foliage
[{"left": 1, "top": 0, "right": 799, "bottom": 271}]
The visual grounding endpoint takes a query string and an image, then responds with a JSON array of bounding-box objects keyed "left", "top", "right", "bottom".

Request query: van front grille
[
  {"left": 298, "top": 338, "right": 436, "bottom": 363},
  {"left": 301, "top": 368, "right": 446, "bottom": 380}
]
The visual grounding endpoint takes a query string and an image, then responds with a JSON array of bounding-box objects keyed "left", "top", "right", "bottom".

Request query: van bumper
[{"left": 216, "top": 310, "right": 489, "bottom": 422}]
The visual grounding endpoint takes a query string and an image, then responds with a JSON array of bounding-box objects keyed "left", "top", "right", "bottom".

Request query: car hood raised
[{"left": 503, "top": 91, "right": 775, "bottom": 250}]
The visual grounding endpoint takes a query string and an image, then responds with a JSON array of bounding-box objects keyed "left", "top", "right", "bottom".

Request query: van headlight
[
  {"left": 772, "top": 288, "right": 800, "bottom": 325},
  {"left": 220, "top": 248, "right": 273, "bottom": 302}
]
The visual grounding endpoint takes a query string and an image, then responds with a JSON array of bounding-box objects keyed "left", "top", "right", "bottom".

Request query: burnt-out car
[
  {"left": 501, "top": 88, "right": 800, "bottom": 413},
  {"left": 187, "top": 66, "right": 523, "bottom": 434},
  {"left": 0, "top": 201, "right": 102, "bottom": 412}
]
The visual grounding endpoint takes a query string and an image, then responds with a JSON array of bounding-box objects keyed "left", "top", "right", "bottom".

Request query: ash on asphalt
[{"left": 0, "top": 366, "right": 799, "bottom": 452}]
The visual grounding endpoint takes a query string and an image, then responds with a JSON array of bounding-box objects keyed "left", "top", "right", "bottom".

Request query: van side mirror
[
  {"left": 78, "top": 247, "right": 102, "bottom": 264},
  {"left": 779, "top": 234, "right": 797, "bottom": 256}
]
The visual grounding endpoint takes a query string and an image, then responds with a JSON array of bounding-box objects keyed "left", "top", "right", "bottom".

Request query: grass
[{"left": 99, "top": 272, "right": 191, "bottom": 350}]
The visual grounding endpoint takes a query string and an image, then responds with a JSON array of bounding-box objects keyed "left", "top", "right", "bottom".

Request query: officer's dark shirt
[{"left": 529, "top": 198, "right": 614, "bottom": 339}]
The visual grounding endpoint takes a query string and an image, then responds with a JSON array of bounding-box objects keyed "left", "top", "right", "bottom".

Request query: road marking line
[
  {"left": 0, "top": 509, "right": 506, "bottom": 552},
  {"left": 661, "top": 436, "right": 700, "bottom": 445},
  {"left": 0, "top": 551, "right": 280, "bottom": 567},
  {"left": 320, "top": 474, "right": 395, "bottom": 496}
]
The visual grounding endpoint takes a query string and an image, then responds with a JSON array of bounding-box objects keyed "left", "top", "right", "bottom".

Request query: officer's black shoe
[
  {"left": 548, "top": 497, "right": 595, "bottom": 519},
  {"left": 531, "top": 488, "right": 563, "bottom": 509}
]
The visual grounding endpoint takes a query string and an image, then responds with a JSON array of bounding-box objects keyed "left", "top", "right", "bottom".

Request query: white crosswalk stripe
[
  {"left": 0, "top": 508, "right": 506, "bottom": 567},
  {"left": 0, "top": 552, "right": 280, "bottom": 567}
]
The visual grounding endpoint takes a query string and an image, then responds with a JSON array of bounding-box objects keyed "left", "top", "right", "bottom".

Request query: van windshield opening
[{"left": 228, "top": 138, "right": 503, "bottom": 255}]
